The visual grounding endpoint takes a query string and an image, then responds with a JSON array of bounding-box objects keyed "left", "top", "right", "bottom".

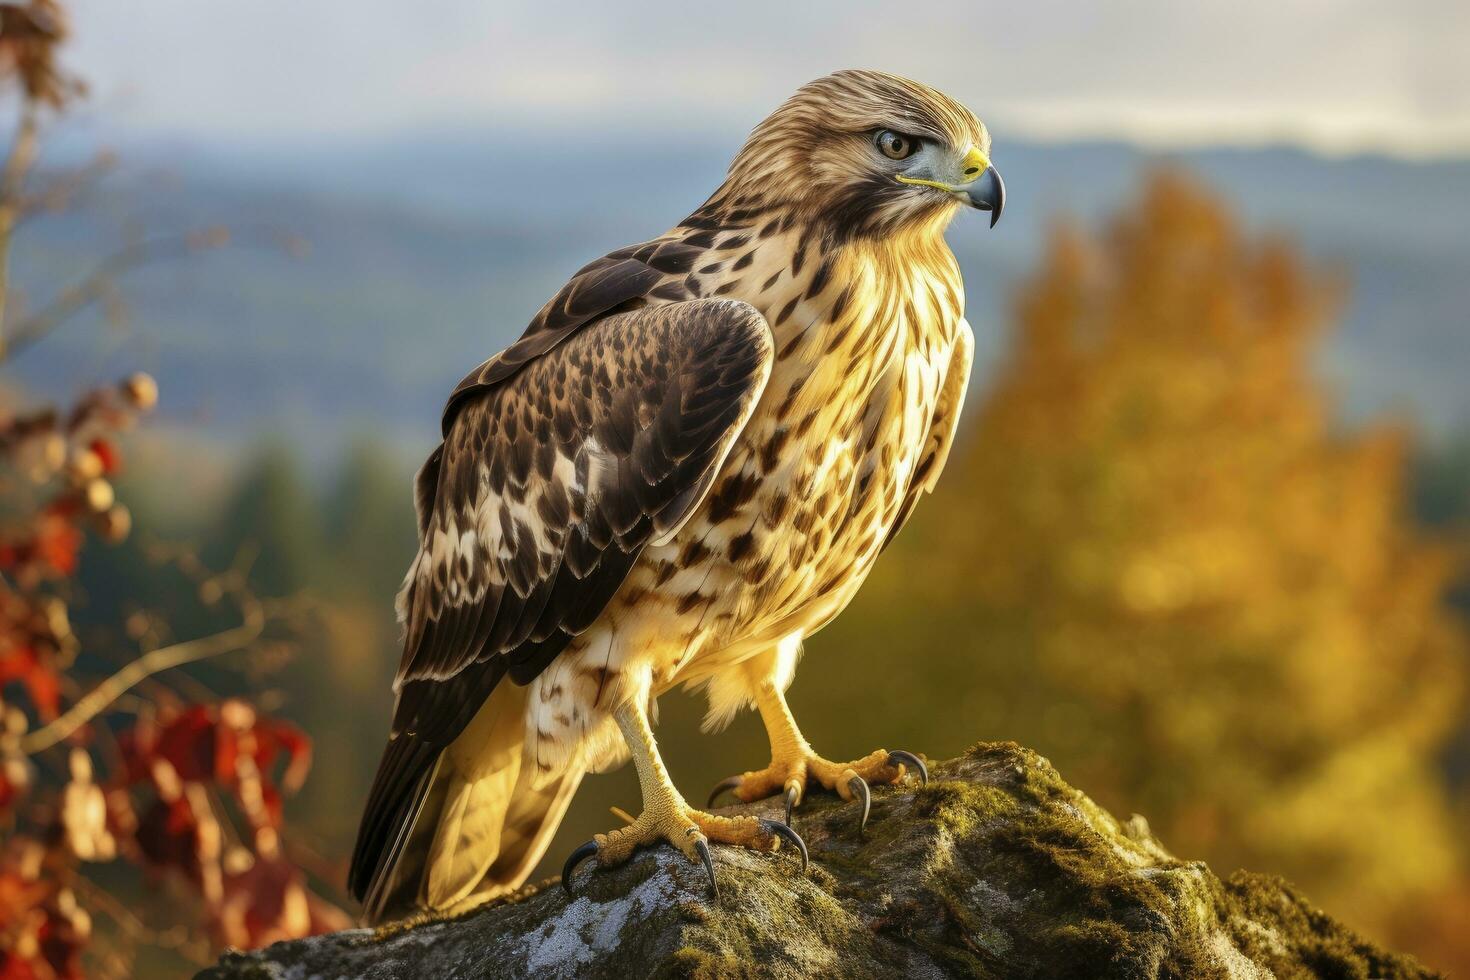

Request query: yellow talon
[
  {"left": 562, "top": 700, "right": 809, "bottom": 899},
  {"left": 706, "top": 680, "right": 926, "bottom": 831}
]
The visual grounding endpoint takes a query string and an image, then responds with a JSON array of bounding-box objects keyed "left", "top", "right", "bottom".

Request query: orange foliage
[{"left": 836, "top": 172, "right": 1470, "bottom": 969}]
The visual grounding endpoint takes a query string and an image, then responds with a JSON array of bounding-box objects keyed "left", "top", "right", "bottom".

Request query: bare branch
[
  {"left": 14, "top": 590, "right": 266, "bottom": 755},
  {"left": 71, "top": 874, "right": 211, "bottom": 965},
  {"left": 15, "top": 149, "right": 117, "bottom": 225},
  {"left": 0, "top": 101, "right": 40, "bottom": 354},
  {"left": 0, "top": 232, "right": 193, "bottom": 362},
  {"left": 0, "top": 223, "right": 304, "bottom": 362}
]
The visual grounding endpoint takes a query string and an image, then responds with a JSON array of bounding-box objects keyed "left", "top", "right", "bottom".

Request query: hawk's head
[{"left": 725, "top": 69, "right": 1004, "bottom": 239}]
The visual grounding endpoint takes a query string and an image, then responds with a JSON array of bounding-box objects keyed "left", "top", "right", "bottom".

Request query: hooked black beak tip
[{"left": 968, "top": 165, "right": 1005, "bottom": 227}]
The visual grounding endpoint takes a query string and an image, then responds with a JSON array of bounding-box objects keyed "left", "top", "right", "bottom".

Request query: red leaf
[
  {"left": 134, "top": 795, "right": 203, "bottom": 881},
  {"left": 254, "top": 718, "right": 312, "bottom": 795},
  {"left": 0, "top": 953, "right": 40, "bottom": 980},
  {"left": 0, "top": 646, "right": 61, "bottom": 720},
  {"left": 152, "top": 706, "right": 217, "bottom": 784},
  {"left": 31, "top": 516, "right": 81, "bottom": 577},
  {"left": 87, "top": 438, "right": 121, "bottom": 475}
]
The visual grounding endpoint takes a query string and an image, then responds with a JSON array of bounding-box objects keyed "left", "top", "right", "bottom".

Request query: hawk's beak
[
  {"left": 966, "top": 165, "right": 1005, "bottom": 227},
  {"left": 894, "top": 144, "right": 1005, "bottom": 227}
]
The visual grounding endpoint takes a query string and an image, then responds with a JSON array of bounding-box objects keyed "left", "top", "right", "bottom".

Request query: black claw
[
  {"left": 887, "top": 750, "right": 929, "bottom": 786},
  {"left": 783, "top": 784, "right": 799, "bottom": 826},
  {"left": 849, "top": 775, "right": 872, "bottom": 835},
  {"left": 707, "top": 775, "right": 742, "bottom": 808},
  {"left": 693, "top": 837, "right": 719, "bottom": 901},
  {"left": 561, "top": 840, "right": 598, "bottom": 896},
  {"left": 761, "top": 818, "right": 809, "bottom": 872}
]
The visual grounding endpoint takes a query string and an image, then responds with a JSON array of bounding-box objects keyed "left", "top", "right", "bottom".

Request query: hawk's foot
[
  {"left": 560, "top": 802, "right": 806, "bottom": 900},
  {"left": 708, "top": 748, "right": 928, "bottom": 832}
]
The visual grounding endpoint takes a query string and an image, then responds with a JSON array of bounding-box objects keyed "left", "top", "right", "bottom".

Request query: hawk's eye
[{"left": 875, "top": 130, "right": 919, "bottom": 161}]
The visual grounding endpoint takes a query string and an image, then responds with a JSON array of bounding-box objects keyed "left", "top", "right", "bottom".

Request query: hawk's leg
[
  {"left": 708, "top": 679, "right": 928, "bottom": 831},
  {"left": 561, "top": 697, "right": 806, "bottom": 899}
]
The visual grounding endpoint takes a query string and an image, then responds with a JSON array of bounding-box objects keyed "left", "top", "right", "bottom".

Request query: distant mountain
[{"left": 9, "top": 129, "right": 1470, "bottom": 463}]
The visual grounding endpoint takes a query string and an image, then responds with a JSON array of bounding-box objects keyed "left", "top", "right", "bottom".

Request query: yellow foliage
[{"left": 815, "top": 172, "right": 1469, "bottom": 961}]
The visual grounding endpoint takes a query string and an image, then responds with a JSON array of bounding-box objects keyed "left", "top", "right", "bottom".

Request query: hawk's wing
[
  {"left": 350, "top": 297, "right": 771, "bottom": 908},
  {"left": 442, "top": 237, "right": 709, "bottom": 432},
  {"left": 883, "top": 319, "right": 973, "bottom": 550},
  {"left": 397, "top": 297, "right": 772, "bottom": 737}
]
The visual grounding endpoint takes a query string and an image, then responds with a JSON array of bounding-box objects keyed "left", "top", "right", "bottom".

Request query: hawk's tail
[
  {"left": 349, "top": 730, "right": 442, "bottom": 922},
  {"left": 350, "top": 683, "right": 582, "bottom": 925}
]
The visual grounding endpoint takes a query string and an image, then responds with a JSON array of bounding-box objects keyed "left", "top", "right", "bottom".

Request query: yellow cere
[{"left": 960, "top": 145, "right": 990, "bottom": 177}]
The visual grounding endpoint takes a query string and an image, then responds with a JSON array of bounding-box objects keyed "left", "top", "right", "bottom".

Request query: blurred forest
[{"left": 2, "top": 4, "right": 1469, "bottom": 978}]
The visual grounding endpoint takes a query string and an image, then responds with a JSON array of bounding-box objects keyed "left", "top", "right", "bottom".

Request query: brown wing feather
[
  {"left": 350, "top": 297, "right": 771, "bottom": 907},
  {"left": 442, "top": 238, "right": 708, "bottom": 432}
]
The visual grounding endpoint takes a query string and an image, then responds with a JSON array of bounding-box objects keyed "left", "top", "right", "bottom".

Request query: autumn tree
[
  {"left": 816, "top": 173, "right": 1469, "bottom": 963},
  {"left": 0, "top": 4, "right": 345, "bottom": 977}
]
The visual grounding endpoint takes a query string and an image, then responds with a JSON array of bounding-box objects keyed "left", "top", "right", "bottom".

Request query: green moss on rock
[{"left": 199, "top": 742, "right": 1438, "bottom": 980}]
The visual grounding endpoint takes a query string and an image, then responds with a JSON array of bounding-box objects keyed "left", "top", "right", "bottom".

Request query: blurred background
[{"left": 2, "top": 1, "right": 1468, "bottom": 976}]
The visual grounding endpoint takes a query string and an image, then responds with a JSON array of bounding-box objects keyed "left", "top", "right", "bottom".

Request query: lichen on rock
[{"left": 199, "top": 742, "right": 1437, "bottom": 979}]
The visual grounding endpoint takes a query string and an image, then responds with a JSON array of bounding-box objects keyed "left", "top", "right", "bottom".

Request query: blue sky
[{"left": 66, "top": 0, "right": 1470, "bottom": 158}]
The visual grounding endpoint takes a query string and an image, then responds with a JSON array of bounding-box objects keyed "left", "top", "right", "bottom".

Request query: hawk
[{"left": 349, "top": 69, "right": 1004, "bottom": 921}]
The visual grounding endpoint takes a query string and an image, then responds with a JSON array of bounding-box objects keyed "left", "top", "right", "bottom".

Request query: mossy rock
[{"left": 198, "top": 742, "right": 1437, "bottom": 979}]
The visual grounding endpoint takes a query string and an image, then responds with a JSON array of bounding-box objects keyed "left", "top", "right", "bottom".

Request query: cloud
[{"left": 67, "top": 0, "right": 1470, "bottom": 157}]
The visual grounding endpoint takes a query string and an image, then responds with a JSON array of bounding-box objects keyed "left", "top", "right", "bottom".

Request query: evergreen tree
[
  {"left": 321, "top": 439, "right": 418, "bottom": 601},
  {"left": 207, "top": 441, "right": 323, "bottom": 595}
]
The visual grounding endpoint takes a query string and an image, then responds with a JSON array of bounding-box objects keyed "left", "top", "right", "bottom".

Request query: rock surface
[{"left": 201, "top": 742, "right": 1435, "bottom": 979}]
